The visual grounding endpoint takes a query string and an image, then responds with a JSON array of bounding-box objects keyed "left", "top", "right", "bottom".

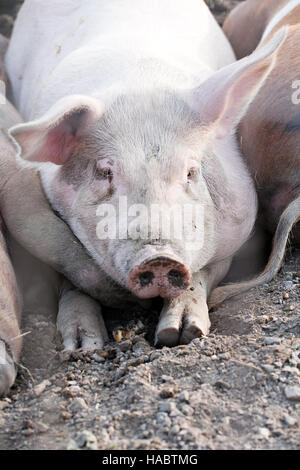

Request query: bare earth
[{"left": 0, "top": 0, "right": 299, "bottom": 451}]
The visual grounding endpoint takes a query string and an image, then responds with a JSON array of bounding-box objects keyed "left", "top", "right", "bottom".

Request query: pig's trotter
[
  {"left": 57, "top": 289, "right": 108, "bottom": 352},
  {"left": 155, "top": 301, "right": 183, "bottom": 347},
  {"left": 155, "top": 294, "right": 210, "bottom": 347},
  {"left": 0, "top": 340, "right": 17, "bottom": 397}
]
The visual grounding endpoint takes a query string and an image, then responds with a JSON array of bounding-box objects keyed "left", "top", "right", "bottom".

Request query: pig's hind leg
[
  {"left": 57, "top": 280, "right": 108, "bottom": 352},
  {"left": 155, "top": 259, "right": 231, "bottom": 346}
]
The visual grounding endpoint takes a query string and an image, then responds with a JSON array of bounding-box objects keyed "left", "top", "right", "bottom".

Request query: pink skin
[{"left": 128, "top": 255, "right": 191, "bottom": 299}]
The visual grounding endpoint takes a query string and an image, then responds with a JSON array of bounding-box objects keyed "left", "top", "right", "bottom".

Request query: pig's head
[{"left": 10, "top": 29, "right": 285, "bottom": 300}]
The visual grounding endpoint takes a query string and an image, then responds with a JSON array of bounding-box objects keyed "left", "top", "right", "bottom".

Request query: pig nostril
[
  {"left": 139, "top": 271, "right": 155, "bottom": 287},
  {"left": 168, "top": 269, "right": 184, "bottom": 287}
]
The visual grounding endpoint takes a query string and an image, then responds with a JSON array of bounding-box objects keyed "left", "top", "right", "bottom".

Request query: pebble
[
  {"left": 61, "top": 411, "right": 72, "bottom": 420},
  {"left": 33, "top": 380, "right": 51, "bottom": 397},
  {"left": 69, "top": 397, "right": 88, "bottom": 413},
  {"left": 118, "top": 340, "right": 132, "bottom": 353},
  {"left": 36, "top": 422, "right": 49, "bottom": 434},
  {"left": 178, "top": 391, "right": 190, "bottom": 403},
  {"left": 284, "top": 386, "right": 300, "bottom": 401},
  {"left": 149, "top": 351, "right": 161, "bottom": 361},
  {"left": 181, "top": 404, "right": 194, "bottom": 416},
  {"left": 283, "top": 415, "right": 297, "bottom": 427},
  {"left": 91, "top": 353, "right": 105, "bottom": 363},
  {"left": 160, "top": 387, "right": 176, "bottom": 399},
  {"left": 170, "top": 424, "right": 180, "bottom": 434},
  {"left": 257, "top": 427, "right": 271, "bottom": 439},
  {"left": 263, "top": 336, "right": 281, "bottom": 346},
  {"left": 76, "top": 431, "right": 98, "bottom": 450},
  {"left": 262, "top": 364, "right": 274, "bottom": 373},
  {"left": 282, "top": 281, "right": 294, "bottom": 291},
  {"left": 159, "top": 401, "right": 176, "bottom": 413},
  {"left": 161, "top": 375, "right": 174, "bottom": 383},
  {"left": 156, "top": 412, "right": 171, "bottom": 427}
]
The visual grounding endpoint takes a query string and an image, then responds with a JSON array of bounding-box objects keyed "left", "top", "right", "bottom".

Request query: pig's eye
[
  {"left": 97, "top": 167, "right": 113, "bottom": 183},
  {"left": 187, "top": 167, "right": 198, "bottom": 182}
]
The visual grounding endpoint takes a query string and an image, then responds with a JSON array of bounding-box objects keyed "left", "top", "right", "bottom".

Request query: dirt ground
[{"left": 0, "top": 0, "right": 299, "bottom": 451}]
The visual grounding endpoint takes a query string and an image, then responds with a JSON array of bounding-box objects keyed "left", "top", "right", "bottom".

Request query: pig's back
[{"left": 6, "top": 0, "right": 235, "bottom": 119}]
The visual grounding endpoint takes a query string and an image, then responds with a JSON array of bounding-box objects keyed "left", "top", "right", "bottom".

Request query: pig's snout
[{"left": 128, "top": 256, "right": 191, "bottom": 299}]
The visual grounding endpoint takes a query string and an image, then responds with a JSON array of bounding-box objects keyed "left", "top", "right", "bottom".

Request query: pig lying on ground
[
  {"left": 5, "top": 0, "right": 287, "bottom": 349},
  {"left": 0, "top": 35, "right": 113, "bottom": 395},
  {"left": 209, "top": 0, "right": 300, "bottom": 307}
]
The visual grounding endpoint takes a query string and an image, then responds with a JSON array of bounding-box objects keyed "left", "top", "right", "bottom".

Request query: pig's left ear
[
  {"left": 190, "top": 27, "right": 287, "bottom": 139},
  {"left": 9, "top": 95, "right": 104, "bottom": 165}
]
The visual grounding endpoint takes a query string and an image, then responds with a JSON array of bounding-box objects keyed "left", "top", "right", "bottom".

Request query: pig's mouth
[{"left": 127, "top": 255, "right": 191, "bottom": 299}]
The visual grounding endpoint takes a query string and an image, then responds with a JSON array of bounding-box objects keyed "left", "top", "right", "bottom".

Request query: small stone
[
  {"left": 61, "top": 411, "right": 72, "bottom": 420},
  {"left": 214, "top": 380, "right": 231, "bottom": 390},
  {"left": 283, "top": 415, "right": 297, "bottom": 427},
  {"left": 178, "top": 391, "right": 190, "bottom": 403},
  {"left": 219, "top": 352, "right": 231, "bottom": 360},
  {"left": 33, "top": 380, "right": 51, "bottom": 397},
  {"left": 114, "top": 368, "right": 126, "bottom": 380},
  {"left": 150, "top": 351, "right": 161, "bottom": 361},
  {"left": 159, "top": 401, "right": 176, "bottom": 413},
  {"left": 181, "top": 404, "right": 194, "bottom": 416},
  {"left": 283, "top": 281, "right": 294, "bottom": 291},
  {"left": 262, "top": 364, "right": 274, "bottom": 373},
  {"left": 160, "top": 387, "right": 175, "bottom": 399},
  {"left": 23, "top": 418, "right": 35, "bottom": 430},
  {"left": 36, "top": 422, "right": 49, "bottom": 434},
  {"left": 257, "top": 427, "right": 270, "bottom": 439},
  {"left": 127, "top": 357, "right": 145, "bottom": 367},
  {"left": 118, "top": 340, "right": 132, "bottom": 352},
  {"left": 69, "top": 397, "right": 88, "bottom": 413},
  {"left": 289, "top": 305, "right": 296, "bottom": 312},
  {"left": 76, "top": 431, "right": 98, "bottom": 450},
  {"left": 161, "top": 375, "right": 174, "bottom": 383},
  {"left": 156, "top": 411, "right": 169, "bottom": 424},
  {"left": 156, "top": 412, "right": 172, "bottom": 429},
  {"left": 263, "top": 336, "right": 281, "bottom": 346},
  {"left": 67, "top": 439, "right": 78, "bottom": 450},
  {"left": 283, "top": 292, "right": 290, "bottom": 299},
  {"left": 91, "top": 353, "right": 105, "bottom": 363},
  {"left": 170, "top": 425, "right": 180, "bottom": 434},
  {"left": 284, "top": 386, "right": 300, "bottom": 401}
]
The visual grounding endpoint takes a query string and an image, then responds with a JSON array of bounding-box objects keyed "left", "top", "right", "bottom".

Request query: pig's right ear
[{"left": 9, "top": 95, "right": 104, "bottom": 165}]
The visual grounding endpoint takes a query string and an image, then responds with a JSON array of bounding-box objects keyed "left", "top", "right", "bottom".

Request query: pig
[
  {"left": 0, "top": 39, "right": 112, "bottom": 395},
  {"left": 209, "top": 0, "right": 300, "bottom": 307},
  {"left": 0, "top": 97, "right": 111, "bottom": 395},
  {"left": 0, "top": 202, "right": 22, "bottom": 397},
  {"left": 5, "top": 0, "right": 285, "bottom": 349}
]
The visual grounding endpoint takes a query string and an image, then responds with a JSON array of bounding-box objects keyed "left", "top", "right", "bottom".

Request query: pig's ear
[
  {"left": 9, "top": 95, "right": 104, "bottom": 165},
  {"left": 191, "top": 28, "right": 287, "bottom": 139}
]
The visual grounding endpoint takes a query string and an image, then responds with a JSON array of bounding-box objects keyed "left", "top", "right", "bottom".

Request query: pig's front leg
[
  {"left": 57, "top": 281, "right": 108, "bottom": 352},
  {"left": 155, "top": 259, "right": 231, "bottom": 346}
]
